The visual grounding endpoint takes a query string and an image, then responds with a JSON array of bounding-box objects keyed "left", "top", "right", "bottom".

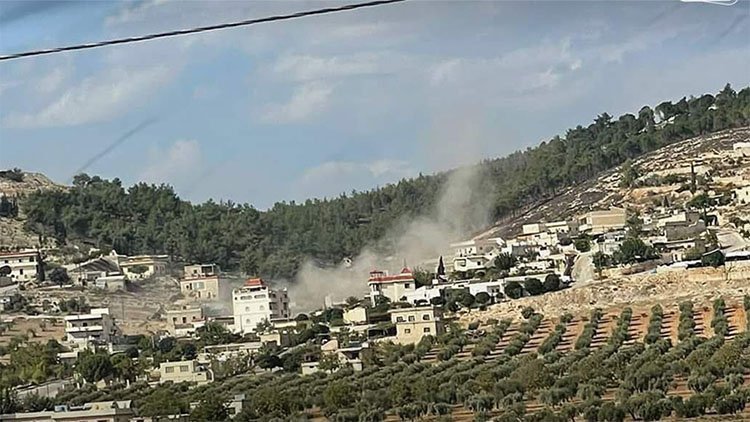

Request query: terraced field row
[{"left": 422, "top": 303, "right": 747, "bottom": 364}]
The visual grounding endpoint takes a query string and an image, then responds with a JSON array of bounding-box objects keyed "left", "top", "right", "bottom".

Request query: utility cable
[{"left": 0, "top": 0, "right": 406, "bottom": 61}]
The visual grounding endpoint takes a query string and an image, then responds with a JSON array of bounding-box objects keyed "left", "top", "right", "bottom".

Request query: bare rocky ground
[
  {"left": 479, "top": 126, "right": 750, "bottom": 240},
  {"left": 460, "top": 266, "right": 749, "bottom": 325},
  {"left": 0, "top": 172, "right": 64, "bottom": 249},
  {"left": 28, "top": 277, "right": 187, "bottom": 335}
]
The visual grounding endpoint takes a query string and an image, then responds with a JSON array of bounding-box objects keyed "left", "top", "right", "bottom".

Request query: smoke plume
[{"left": 285, "top": 113, "right": 495, "bottom": 312}]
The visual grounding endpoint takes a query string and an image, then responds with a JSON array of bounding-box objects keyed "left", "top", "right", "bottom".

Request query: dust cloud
[{"left": 283, "top": 113, "right": 496, "bottom": 312}]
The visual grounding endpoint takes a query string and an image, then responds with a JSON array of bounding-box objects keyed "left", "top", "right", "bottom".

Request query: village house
[
  {"left": 343, "top": 306, "right": 368, "bottom": 325},
  {"left": 65, "top": 256, "right": 121, "bottom": 286},
  {"left": 259, "top": 330, "right": 293, "bottom": 347},
  {"left": 450, "top": 238, "right": 504, "bottom": 273},
  {"left": 733, "top": 142, "right": 750, "bottom": 157},
  {"left": 389, "top": 306, "right": 445, "bottom": 344},
  {"left": 0, "top": 400, "right": 134, "bottom": 422},
  {"left": 368, "top": 268, "right": 417, "bottom": 305},
  {"left": 166, "top": 305, "right": 205, "bottom": 337},
  {"left": 0, "top": 250, "right": 42, "bottom": 282},
  {"left": 119, "top": 254, "right": 169, "bottom": 279},
  {"left": 301, "top": 339, "right": 367, "bottom": 375},
  {"left": 158, "top": 360, "right": 212, "bottom": 385},
  {"left": 183, "top": 263, "right": 220, "bottom": 278},
  {"left": 93, "top": 274, "right": 127, "bottom": 291},
  {"left": 179, "top": 263, "right": 232, "bottom": 300},
  {"left": 578, "top": 207, "right": 627, "bottom": 235},
  {"left": 735, "top": 185, "right": 750, "bottom": 204},
  {"left": 197, "top": 342, "right": 262, "bottom": 364},
  {"left": 403, "top": 284, "right": 444, "bottom": 306},
  {"left": 232, "top": 278, "right": 290, "bottom": 334},
  {"left": 64, "top": 308, "right": 119, "bottom": 346}
]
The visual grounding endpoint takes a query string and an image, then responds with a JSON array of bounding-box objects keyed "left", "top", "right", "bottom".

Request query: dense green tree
[
  {"left": 189, "top": 397, "right": 229, "bottom": 421},
  {"left": 76, "top": 352, "right": 113, "bottom": 383},
  {"left": 543, "top": 274, "right": 561, "bottom": 292},
  {"left": 20, "top": 86, "right": 749, "bottom": 279},
  {"left": 505, "top": 281, "right": 523, "bottom": 299},
  {"left": 494, "top": 253, "right": 517, "bottom": 272},
  {"left": 524, "top": 278, "right": 544, "bottom": 296}
]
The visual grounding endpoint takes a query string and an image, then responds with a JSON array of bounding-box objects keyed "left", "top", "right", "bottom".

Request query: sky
[{"left": 0, "top": 0, "right": 748, "bottom": 209}]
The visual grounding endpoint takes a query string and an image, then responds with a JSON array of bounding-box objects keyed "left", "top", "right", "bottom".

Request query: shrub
[
  {"left": 645, "top": 304, "right": 664, "bottom": 344},
  {"left": 575, "top": 309, "right": 602, "bottom": 350},
  {"left": 678, "top": 301, "right": 695, "bottom": 341}
]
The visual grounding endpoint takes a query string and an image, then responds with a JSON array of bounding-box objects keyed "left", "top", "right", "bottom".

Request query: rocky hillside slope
[
  {"left": 480, "top": 126, "right": 750, "bottom": 240},
  {"left": 0, "top": 171, "right": 65, "bottom": 249}
]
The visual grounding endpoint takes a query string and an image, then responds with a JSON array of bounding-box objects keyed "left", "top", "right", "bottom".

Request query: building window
[
  {"left": 165, "top": 366, "right": 175, "bottom": 373},
  {"left": 19, "top": 269, "right": 23, "bottom": 275},
  {"left": 404, "top": 283, "right": 410, "bottom": 289},
  {"left": 424, "top": 327, "right": 431, "bottom": 333},
  {"left": 179, "top": 365, "right": 189, "bottom": 372},
  {"left": 259, "top": 305, "right": 265, "bottom": 311},
  {"left": 408, "top": 315, "right": 415, "bottom": 322},
  {"left": 245, "top": 307, "right": 250, "bottom": 312},
  {"left": 396, "top": 316, "right": 405, "bottom": 322},
  {"left": 422, "top": 314, "right": 430, "bottom": 321},
  {"left": 404, "top": 328, "right": 411, "bottom": 334}
]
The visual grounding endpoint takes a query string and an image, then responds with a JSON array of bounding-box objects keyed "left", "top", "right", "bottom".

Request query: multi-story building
[
  {"left": 119, "top": 254, "right": 169, "bottom": 279},
  {"left": 578, "top": 207, "right": 627, "bottom": 235},
  {"left": 166, "top": 305, "right": 205, "bottom": 337},
  {"left": 232, "top": 278, "right": 290, "bottom": 334},
  {"left": 0, "top": 400, "right": 134, "bottom": 422},
  {"left": 183, "top": 263, "right": 220, "bottom": 278},
  {"left": 368, "top": 268, "right": 417, "bottom": 305},
  {"left": 0, "top": 250, "right": 42, "bottom": 282},
  {"left": 158, "top": 360, "right": 212, "bottom": 385},
  {"left": 389, "top": 306, "right": 445, "bottom": 344},
  {"left": 180, "top": 275, "right": 230, "bottom": 300},
  {"left": 450, "top": 238, "right": 505, "bottom": 273},
  {"left": 64, "top": 308, "right": 118, "bottom": 346}
]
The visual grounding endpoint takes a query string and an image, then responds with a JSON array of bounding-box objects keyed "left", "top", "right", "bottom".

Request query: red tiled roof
[
  {"left": 367, "top": 269, "right": 414, "bottom": 284},
  {"left": 245, "top": 278, "right": 265, "bottom": 287}
]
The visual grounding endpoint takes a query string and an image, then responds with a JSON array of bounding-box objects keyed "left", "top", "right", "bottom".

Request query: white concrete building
[
  {"left": 736, "top": 186, "right": 750, "bottom": 204},
  {"left": 158, "top": 360, "right": 212, "bottom": 385},
  {"left": 451, "top": 238, "right": 505, "bottom": 273},
  {"left": 119, "top": 254, "right": 168, "bottom": 279},
  {"left": 64, "top": 308, "right": 118, "bottom": 346},
  {"left": 0, "top": 250, "right": 41, "bottom": 282},
  {"left": 232, "top": 278, "right": 290, "bottom": 334},
  {"left": 368, "top": 268, "right": 417, "bottom": 305}
]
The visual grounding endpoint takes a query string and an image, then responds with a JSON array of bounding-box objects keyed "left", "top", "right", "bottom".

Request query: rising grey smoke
[{"left": 285, "top": 114, "right": 495, "bottom": 312}]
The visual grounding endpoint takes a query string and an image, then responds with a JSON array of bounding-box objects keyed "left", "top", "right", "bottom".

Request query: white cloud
[
  {"left": 300, "top": 159, "right": 413, "bottom": 185},
  {"left": 105, "top": 0, "right": 171, "bottom": 26},
  {"left": 139, "top": 139, "right": 202, "bottom": 185},
  {"left": 429, "top": 59, "right": 461, "bottom": 86},
  {"left": 36, "top": 66, "right": 69, "bottom": 94},
  {"left": 3, "top": 66, "right": 173, "bottom": 128},
  {"left": 297, "top": 159, "right": 415, "bottom": 198},
  {"left": 271, "top": 53, "right": 392, "bottom": 82},
  {"left": 260, "top": 82, "right": 333, "bottom": 124}
]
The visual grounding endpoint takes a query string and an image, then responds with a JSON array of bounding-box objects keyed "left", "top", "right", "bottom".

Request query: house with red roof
[{"left": 367, "top": 267, "right": 417, "bottom": 306}]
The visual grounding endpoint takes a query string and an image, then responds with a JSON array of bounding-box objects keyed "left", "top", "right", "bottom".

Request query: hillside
[
  {"left": 0, "top": 170, "right": 64, "bottom": 249},
  {"left": 482, "top": 126, "right": 750, "bottom": 240},
  {"left": 4, "top": 84, "right": 750, "bottom": 279}
]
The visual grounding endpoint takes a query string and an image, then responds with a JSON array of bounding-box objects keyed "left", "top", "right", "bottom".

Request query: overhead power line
[{"left": 0, "top": 0, "right": 406, "bottom": 62}]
